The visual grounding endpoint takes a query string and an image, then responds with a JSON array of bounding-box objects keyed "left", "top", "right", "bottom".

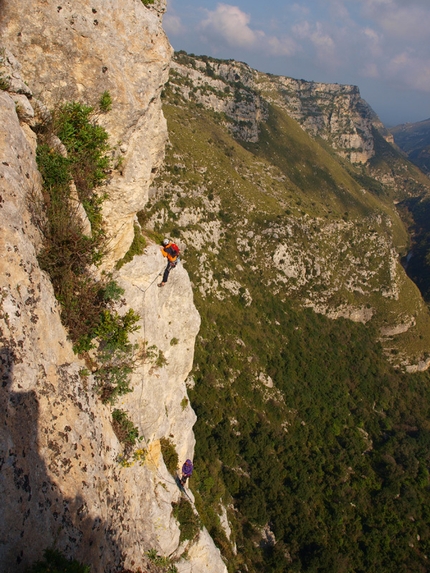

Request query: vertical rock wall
[
  {"left": 0, "top": 2, "right": 227, "bottom": 572},
  {"left": 0, "top": 0, "right": 172, "bottom": 264}
]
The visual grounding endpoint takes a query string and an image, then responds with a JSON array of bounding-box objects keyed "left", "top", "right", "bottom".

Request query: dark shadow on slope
[
  {"left": 398, "top": 195, "right": 430, "bottom": 303},
  {"left": 0, "top": 347, "right": 125, "bottom": 573}
]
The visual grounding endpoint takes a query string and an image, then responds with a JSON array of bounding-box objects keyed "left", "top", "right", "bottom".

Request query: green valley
[{"left": 142, "top": 53, "right": 430, "bottom": 572}]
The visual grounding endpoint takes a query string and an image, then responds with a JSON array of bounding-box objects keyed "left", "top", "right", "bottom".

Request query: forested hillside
[{"left": 142, "top": 53, "right": 430, "bottom": 572}]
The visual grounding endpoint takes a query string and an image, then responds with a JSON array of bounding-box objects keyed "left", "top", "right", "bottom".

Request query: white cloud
[
  {"left": 310, "top": 24, "right": 335, "bottom": 52},
  {"left": 361, "top": 0, "right": 430, "bottom": 41},
  {"left": 357, "top": 0, "right": 430, "bottom": 92},
  {"left": 288, "top": 1, "right": 430, "bottom": 94},
  {"left": 291, "top": 3, "right": 310, "bottom": 17},
  {"left": 292, "top": 20, "right": 311, "bottom": 40},
  {"left": 361, "top": 27, "right": 382, "bottom": 57},
  {"left": 200, "top": 3, "right": 263, "bottom": 49},
  {"left": 198, "top": 3, "right": 296, "bottom": 56},
  {"left": 326, "top": 0, "right": 351, "bottom": 21},
  {"left": 293, "top": 21, "right": 337, "bottom": 67},
  {"left": 386, "top": 51, "right": 430, "bottom": 91},
  {"left": 267, "top": 36, "right": 296, "bottom": 57},
  {"left": 163, "top": 1, "right": 187, "bottom": 37},
  {"left": 163, "top": 13, "right": 186, "bottom": 37},
  {"left": 161, "top": 0, "right": 430, "bottom": 122},
  {"left": 361, "top": 62, "right": 380, "bottom": 79}
]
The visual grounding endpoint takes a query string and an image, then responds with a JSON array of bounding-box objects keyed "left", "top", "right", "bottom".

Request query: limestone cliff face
[
  {"left": 170, "top": 53, "right": 391, "bottom": 164},
  {"left": 170, "top": 57, "right": 268, "bottom": 142},
  {"left": 0, "top": 4, "right": 227, "bottom": 573},
  {"left": 0, "top": 0, "right": 172, "bottom": 264},
  {"left": 258, "top": 75, "right": 384, "bottom": 164}
]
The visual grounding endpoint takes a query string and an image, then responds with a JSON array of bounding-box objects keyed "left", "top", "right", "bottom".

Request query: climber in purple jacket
[{"left": 180, "top": 459, "right": 193, "bottom": 486}]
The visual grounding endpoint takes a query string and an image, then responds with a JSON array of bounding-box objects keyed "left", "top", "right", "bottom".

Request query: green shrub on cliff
[
  {"left": 160, "top": 437, "right": 179, "bottom": 475},
  {"left": 112, "top": 408, "right": 141, "bottom": 451},
  {"left": 35, "top": 100, "right": 110, "bottom": 313},
  {"left": 172, "top": 498, "right": 201, "bottom": 543},
  {"left": 98, "top": 90, "right": 112, "bottom": 113},
  {"left": 35, "top": 100, "right": 140, "bottom": 404},
  {"left": 27, "top": 549, "right": 90, "bottom": 573},
  {"left": 115, "top": 224, "right": 147, "bottom": 269}
]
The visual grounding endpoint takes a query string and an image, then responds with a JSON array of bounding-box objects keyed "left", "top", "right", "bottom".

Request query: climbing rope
[
  {"left": 130, "top": 262, "right": 193, "bottom": 496},
  {"left": 133, "top": 263, "right": 165, "bottom": 295}
]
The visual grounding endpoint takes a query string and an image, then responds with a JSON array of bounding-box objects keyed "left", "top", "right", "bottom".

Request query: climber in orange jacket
[{"left": 158, "top": 238, "right": 180, "bottom": 287}]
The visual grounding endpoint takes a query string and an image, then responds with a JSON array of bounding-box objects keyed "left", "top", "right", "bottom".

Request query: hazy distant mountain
[{"left": 390, "top": 118, "right": 430, "bottom": 176}]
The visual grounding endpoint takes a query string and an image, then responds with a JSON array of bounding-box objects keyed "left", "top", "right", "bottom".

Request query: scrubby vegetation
[
  {"left": 146, "top": 548, "right": 178, "bottom": 573},
  {"left": 99, "top": 90, "right": 112, "bottom": 113},
  {"left": 116, "top": 224, "right": 147, "bottom": 269},
  {"left": 189, "top": 295, "right": 430, "bottom": 572},
  {"left": 0, "top": 73, "right": 10, "bottom": 91},
  {"left": 160, "top": 437, "right": 179, "bottom": 475},
  {"left": 112, "top": 408, "right": 141, "bottom": 451},
  {"left": 172, "top": 498, "right": 201, "bottom": 543},
  {"left": 27, "top": 548, "right": 90, "bottom": 573},
  {"left": 35, "top": 100, "right": 140, "bottom": 406},
  {"left": 36, "top": 103, "right": 109, "bottom": 345}
]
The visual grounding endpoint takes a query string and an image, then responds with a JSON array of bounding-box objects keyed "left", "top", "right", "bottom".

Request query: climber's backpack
[
  {"left": 166, "top": 243, "right": 180, "bottom": 261},
  {"left": 170, "top": 243, "right": 180, "bottom": 257}
]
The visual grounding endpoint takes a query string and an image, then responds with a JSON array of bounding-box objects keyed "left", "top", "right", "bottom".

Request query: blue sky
[{"left": 164, "top": 0, "right": 430, "bottom": 126}]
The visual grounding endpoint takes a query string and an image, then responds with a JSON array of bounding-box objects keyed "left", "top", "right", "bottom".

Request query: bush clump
[
  {"left": 99, "top": 90, "right": 112, "bottom": 113},
  {"left": 27, "top": 548, "right": 90, "bottom": 573},
  {"left": 160, "top": 437, "right": 179, "bottom": 474},
  {"left": 116, "top": 224, "right": 147, "bottom": 269},
  {"left": 172, "top": 499, "right": 201, "bottom": 543},
  {"left": 112, "top": 409, "right": 141, "bottom": 452},
  {"left": 36, "top": 100, "right": 111, "bottom": 344}
]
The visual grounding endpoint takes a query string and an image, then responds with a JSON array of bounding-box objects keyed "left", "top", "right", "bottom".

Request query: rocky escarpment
[
  {"left": 257, "top": 75, "right": 389, "bottom": 164},
  {"left": 170, "top": 56, "right": 268, "bottom": 143},
  {"left": 170, "top": 52, "right": 392, "bottom": 164},
  {"left": 169, "top": 53, "right": 430, "bottom": 204},
  {"left": 0, "top": 3, "right": 227, "bottom": 573}
]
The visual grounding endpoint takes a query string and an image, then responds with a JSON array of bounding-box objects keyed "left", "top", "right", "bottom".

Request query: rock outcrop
[
  {"left": 0, "top": 3, "right": 227, "bottom": 573},
  {"left": 170, "top": 53, "right": 392, "bottom": 163},
  {"left": 1, "top": 0, "right": 172, "bottom": 265},
  {"left": 259, "top": 75, "right": 384, "bottom": 164},
  {"left": 171, "top": 56, "right": 268, "bottom": 142}
]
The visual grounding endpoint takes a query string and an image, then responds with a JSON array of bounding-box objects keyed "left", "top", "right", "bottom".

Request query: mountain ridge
[{"left": 151, "top": 51, "right": 430, "bottom": 370}]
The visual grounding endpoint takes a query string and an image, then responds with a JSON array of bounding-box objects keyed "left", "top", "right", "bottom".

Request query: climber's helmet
[{"left": 162, "top": 238, "right": 169, "bottom": 246}]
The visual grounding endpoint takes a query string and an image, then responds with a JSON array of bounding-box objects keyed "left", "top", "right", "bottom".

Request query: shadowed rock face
[{"left": 0, "top": 86, "right": 124, "bottom": 571}]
